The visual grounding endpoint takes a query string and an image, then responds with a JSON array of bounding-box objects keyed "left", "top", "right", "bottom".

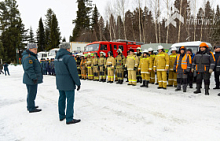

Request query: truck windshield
[{"left": 85, "top": 44, "right": 99, "bottom": 52}]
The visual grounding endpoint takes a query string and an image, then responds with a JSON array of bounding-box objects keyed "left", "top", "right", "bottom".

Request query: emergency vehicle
[{"left": 83, "top": 40, "right": 142, "bottom": 57}]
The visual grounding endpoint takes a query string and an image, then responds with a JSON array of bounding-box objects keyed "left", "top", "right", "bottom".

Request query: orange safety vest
[{"left": 176, "top": 54, "right": 191, "bottom": 71}]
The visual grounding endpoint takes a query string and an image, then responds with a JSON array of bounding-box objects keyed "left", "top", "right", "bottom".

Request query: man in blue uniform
[
  {"left": 213, "top": 46, "right": 220, "bottom": 89},
  {"left": 54, "top": 42, "right": 81, "bottom": 125},
  {"left": 3, "top": 62, "right": 10, "bottom": 76},
  {"left": 22, "top": 43, "right": 43, "bottom": 113}
]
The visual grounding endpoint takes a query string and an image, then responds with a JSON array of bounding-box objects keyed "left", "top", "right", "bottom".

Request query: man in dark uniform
[
  {"left": 136, "top": 47, "right": 142, "bottom": 83},
  {"left": 213, "top": 46, "right": 220, "bottom": 89},
  {"left": 54, "top": 42, "right": 81, "bottom": 125},
  {"left": 192, "top": 42, "right": 215, "bottom": 95},
  {"left": 186, "top": 49, "right": 195, "bottom": 88},
  {"left": 3, "top": 62, "right": 10, "bottom": 76},
  {"left": 22, "top": 43, "right": 43, "bottom": 113}
]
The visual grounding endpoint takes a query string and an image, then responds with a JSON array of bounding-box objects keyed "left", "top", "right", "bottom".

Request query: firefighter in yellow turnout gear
[
  {"left": 154, "top": 45, "right": 169, "bottom": 89},
  {"left": 86, "top": 53, "right": 93, "bottom": 80},
  {"left": 106, "top": 51, "right": 115, "bottom": 83},
  {"left": 167, "top": 47, "right": 178, "bottom": 87},
  {"left": 138, "top": 50, "right": 150, "bottom": 87},
  {"left": 126, "top": 49, "right": 139, "bottom": 86},
  {"left": 115, "top": 49, "right": 126, "bottom": 84},
  {"left": 98, "top": 52, "right": 106, "bottom": 82},
  {"left": 92, "top": 53, "right": 99, "bottom": 81},
  {"left": 148, "top": 48, "right": 156, "bottom": 84},
  {"left": 80, "top": 55, "right": 87, "bottom": 79}
]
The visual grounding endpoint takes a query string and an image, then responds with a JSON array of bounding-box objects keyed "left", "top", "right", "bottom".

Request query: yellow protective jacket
[
  {"left": 125, "top": 54, "right": 139, "bottom": 70},
  {"left": 98, "top": 57, "right": 106, "bottom": 67},
  {"left": 86, "top": 57, "right": 93, "bottom": 68},
  {"left": 115, "top": 54, "right": 126, "bottom": 68},
  {"left": 106, "top": 56, "right": 115, "bottom": 69},
  {"left": 138, "top": 57, "right": 150, "bottom": 74},
  {"left": 169, "top": 53, "right": 177, "bottom": 71},
  {"left": 80, "top": 59, "right": 87, "bottom": 70},
  {"left": 149, "top": 54, "right": 155, "bottom": 71},
  {"left": 92, "top": 57, "right": 99, "bottom": 67},
  {"left": 154, "top": 52, "right": 169, "bottom": 71}
]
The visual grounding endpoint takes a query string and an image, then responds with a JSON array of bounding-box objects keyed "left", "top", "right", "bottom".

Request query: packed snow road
[{"left": 0, "top": 65, "right": 220, "bottom": 141}]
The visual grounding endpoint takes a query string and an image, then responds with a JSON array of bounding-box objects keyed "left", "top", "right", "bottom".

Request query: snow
[{"left": 0, "top": 65, "right": 220, "bottom": 141}]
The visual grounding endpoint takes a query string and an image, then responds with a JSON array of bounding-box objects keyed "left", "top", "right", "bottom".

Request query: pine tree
[
  {"left": 44, "top": 8, "right": 54, "bottom": 50},
  {"left": 48, "top": 14, "right": 61, "bottom": 50},
  {"left": 91, "top": 5, "right": 99, "bottom": 40},
  {"left": 62, "top": 37, "right": 66, "bottom": 42},
  {"left": 36, "top": 18, "right": 45, "bottom": 51},
  {"left": 212, "top": 5, "right": 220, "bottom": 45},
  {"left": 0, "top": 0, "right": 27, "bottom": 62},
  {"left": 71, "top": 0, "right": 91, "bottom": 41},
  {"left": 29, "top": 27, "right": 35, "bottom": 43}
]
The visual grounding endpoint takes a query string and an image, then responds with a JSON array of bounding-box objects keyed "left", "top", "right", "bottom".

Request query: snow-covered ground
[{"left": 0, "top": 65, "right": 220, "bottom": 141}]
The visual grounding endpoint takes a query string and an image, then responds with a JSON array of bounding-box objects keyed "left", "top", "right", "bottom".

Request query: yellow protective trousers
[{"left": 157, "top": 71, "right": 167, "bottom": 88}]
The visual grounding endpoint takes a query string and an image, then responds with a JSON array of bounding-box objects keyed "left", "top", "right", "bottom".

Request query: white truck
[{"left": 37, "top": 51, "right": 49, "bottom": 60}]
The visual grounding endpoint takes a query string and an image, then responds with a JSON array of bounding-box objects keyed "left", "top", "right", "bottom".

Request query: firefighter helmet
[
  {"left": 117, "top": 49, "right": 122, "bottom": 53},
  {"left": 148, "top": 48, "right": 153, "bottom": 52},
  {"left": 137, "top": 47, "right": 141, "bottom": 50},
  {"left": 171, "top": 47, "right": 177, "bottom": 51},
  {"left": 157, "top": 45, "right": 164, "bottom": 50},
  {"left": 143, "top": 50, "right": 148, "bottom": 53},
  {"left": 108, "top": 51, "right": 113, "bottom": 56}
]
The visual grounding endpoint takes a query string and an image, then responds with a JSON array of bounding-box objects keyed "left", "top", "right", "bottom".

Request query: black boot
[
  {"left": 205, "top": 85, "right": 209, "bottom": 95},
  {"left": 175, "top": 84, "right": 181, "bottom": 91},
  {"left": 213, "top": 86, "right": 220, "bottom": 89},
  {"left": 194, "top": 84, "right": 201, "bottom": 94},
  {"left": 137, "top": 77, "right": 140, "bottom": 83},
  {"left": 183, "top": 84, "right": 187, "bottom": 92},
  {"left": 140, "top": 80, "right": 146, "bottom": 87},
  {"left": 120, "top": 80, "right": 123, "bottom": 84},
  {"left": 140, "top": 78, "right": 142, "bottom": 83},
  {"left": 116, "top": 80, "right": 120, "bottom": 84},
  {"left": 66, "top": 119, "right": 81, "bottom": 125},
  {"left": 145, "top": 81, "right": 149, "bottom": 88}
]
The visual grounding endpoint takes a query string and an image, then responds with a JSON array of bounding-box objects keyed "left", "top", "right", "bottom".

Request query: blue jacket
[
  {"left": 214, "top": 52, "right": 220, "bottom": 70},
  {"left": 54, "top": 49, "right": 81, "bottom": 91},
  {"left": 22, "top": 50, "right": 43, "bottom": 85},
  {"left": 3, "top": 63, "right": 8, "bottom": 71},
  {"left": 40, "top": 61, "right": 47, "bottom": 70}
]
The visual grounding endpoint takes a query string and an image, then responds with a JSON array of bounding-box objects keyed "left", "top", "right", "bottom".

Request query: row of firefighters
[{"left": 76, "top": 42, "right": 219, "bottom": 95}]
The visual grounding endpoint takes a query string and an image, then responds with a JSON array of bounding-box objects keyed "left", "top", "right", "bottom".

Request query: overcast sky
[{"left": 16, "top": 0, "right": 220, "bottom": 41}]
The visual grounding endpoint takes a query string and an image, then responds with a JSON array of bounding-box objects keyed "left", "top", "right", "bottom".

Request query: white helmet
[
  {"left": 88, "top": 53, "right": 91, "bottom": 55},
  {"left": 137, "top": 47, "right": 141, "bottom": 50},
  {"left": 117, "top": 49, "right": 122, "bottom": 53},
  {"left": 158, "top": 45, "right": 164, "bottom": 50},
  {"left": 148, "top": 48, "right": 153, "bottom": 52},
  {"left": 171, "top": 47, "right": 177, "bottom": 51},
  {"left": 100, "top": 51, "right": 104, "bottom": 54},
  {"left": 142, "top": 50, "right": 148, "bottom": 53}
]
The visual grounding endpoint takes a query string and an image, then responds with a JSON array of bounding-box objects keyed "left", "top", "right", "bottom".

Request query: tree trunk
[
  {"left": 166, "top": 0, "right": 169, "bottom": 43},
  {"left": 177, "top": 0, "right": 183, "bottom": 42},
  {"left": 138, "top": 0, "right": 142, "bottom": 42}
]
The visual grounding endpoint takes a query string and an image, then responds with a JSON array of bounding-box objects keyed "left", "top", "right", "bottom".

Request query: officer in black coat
[
  {"left": 22, "top": 43, "right": 43, "bottom": 113},
  {"left": 213, "top": 46, "right": 220, "bottom": 89},
  {"left": 192, "top": 42, "right": 215, "bottom": 95}
]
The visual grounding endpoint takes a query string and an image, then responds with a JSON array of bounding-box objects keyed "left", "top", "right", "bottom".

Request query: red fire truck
[{"left": 83, "top": 40, "right": 143, "bottom": 58}]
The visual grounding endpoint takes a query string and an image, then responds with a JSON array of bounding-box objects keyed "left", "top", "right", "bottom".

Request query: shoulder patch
[{"left": 29, "top": 60, "right": 33, "bottom": 64}]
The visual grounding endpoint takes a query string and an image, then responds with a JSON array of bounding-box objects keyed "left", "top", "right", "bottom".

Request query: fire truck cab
[{"left": 83, "top": 40, "right": 142, "bottom": 58}]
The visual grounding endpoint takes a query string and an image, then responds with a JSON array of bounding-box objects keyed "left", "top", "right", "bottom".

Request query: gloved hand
[
  {"left": 134, "top": 67, "right": 137, "bottom": 71},
  {"left": 191, "top": 68, "right": 194, "bottom": 73},
  {"left": 209, "top": 69, "right": 213, "bottom": 73},
  {"left": 77, "top": 85, "right": 80, "bottom": 91},
  {"left": 184, "top": 70, "right": 188, "bottom": 74},
  {"left": 164, "top": 69, "right": 168, "bottom": 71},
  {"left": 33, "top": 79, "right": 38, "bottom": 84},
  {"left": 173, "top": 70, "right": 176, "bottom": 73}
]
